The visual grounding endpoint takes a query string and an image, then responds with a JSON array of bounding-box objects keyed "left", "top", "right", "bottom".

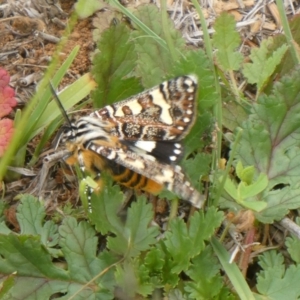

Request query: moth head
[{"left": 52, "top": 122, "right": 77, "bottom": 149}]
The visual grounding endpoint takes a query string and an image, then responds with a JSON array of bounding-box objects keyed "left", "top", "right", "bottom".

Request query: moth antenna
[{"left": 49, "top": 82, "right": 73, "bottom": 129}]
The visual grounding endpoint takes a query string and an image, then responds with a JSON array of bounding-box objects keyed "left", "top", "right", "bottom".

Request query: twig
[
  {"left": 36, "top": 30, "right": 60, "bottom": 43},
  {"left": 277, "top": 217, "right": 300, "bottom": 240}
]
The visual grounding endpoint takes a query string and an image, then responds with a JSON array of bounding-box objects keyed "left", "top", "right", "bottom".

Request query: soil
[{"left": 0, "top": 0, "right": 93, "bottom": 102}]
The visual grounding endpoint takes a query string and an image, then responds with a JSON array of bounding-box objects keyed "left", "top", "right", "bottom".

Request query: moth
[{"left": 53, "top": 75, "right": 205, "bottom": 208}]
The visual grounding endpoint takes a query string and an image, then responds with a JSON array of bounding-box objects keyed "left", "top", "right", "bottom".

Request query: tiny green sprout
[{"left": 222, "top": 161, "right": 268, "bottom": 212}]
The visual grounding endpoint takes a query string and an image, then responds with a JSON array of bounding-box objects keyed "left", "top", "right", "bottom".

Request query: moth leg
[{"left": 36, "top": 149, "right": 70, "bottom": 197}]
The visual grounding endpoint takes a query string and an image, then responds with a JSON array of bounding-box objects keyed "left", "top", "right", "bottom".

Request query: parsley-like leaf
[
  {"left": 235, "top": 67, "right": 300, "bottom": 222},
  {"left": 212, "top": 13, "right": 243, "bottom": 71},
  {"left": 92, "top": 23, "right": 142, "bottom": 107},
  {"left": 257, "top": 251, "right": 300, "bottom": 299}
]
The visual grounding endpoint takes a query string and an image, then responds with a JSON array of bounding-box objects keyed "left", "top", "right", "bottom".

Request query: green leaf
[
  {"left": 185, "top": 247, "right": 223, "bottom": 299},
  {"left": 164, "top": 208, "right": 223, "bottom": 273},
  {"left": 212, "top": 13, "right": 243, "bottom": 71},
  {"left": 88, "top": 177, "right": 125, "bottom": 235},
  {"left": 239, "top": 174, "right": 268, "bottom": 199},
  {"left": 115, "top": 261, "right": 153, "bottom": 298},
  {"left": 236, "top": 161, "right": 254, "bottom": 184},
  {"left": 75, "top": 0, "right": 104, "bottom": 18},
  {"left": 16, "top": 195, "right": 45, "bottom": 235},
  {"left": 92, "top": 23, "right": 142, "bottom": 107},
  {"left": 182, "top": 153, "right": 211, "bottom": 189},
  {"left": 107, "top": 197, "right": 159, "bottom": 257},
  {"left": 223, "top": 177, "right": 239, "bottom": 201},
  {"left": 256, "top": 251, "right": 300, "bottom": 299},
  {"left": 243, "top": 39, "right": 288, "bottom": 93},
  {"left": 241, "top": 200, "right": 267, "bottom": 212},
  {"left": 0, "top": 234, "right": 67, "bottom": 279},
  {"left": 132, "top": 5, "right": 185, "bottom": 87},
  {"left": 211, "top": 237, "right": 255, "bottom": 300},
  {"left": 144, "top": 247, "right": 165, "bottom": 274},
  {"left": 59, "top": 217, "right": 100, "bottom": 281},
  {"left": 285, "top": 217, "right": 300, "bottom": 263},
  {"left": 164, "top": 218, "right": 193, "bottom": 273},
  {"left": 0, "top": 275, "right": 14, "bottom": 299},
  {"left": 58, "top": 218, "right": 116, "bottom": 297},
  {"left": 222, "top": 173, "right": 268, "bottom": 212},
  {"left": 257, "top": 187, "right": 300, "bottom": 223},
  {"left": 16, "top": 195, "right": 60, "bottom": 255},
  {"left": 189, "top": 207, "right": 224, "bottom": 257},
  {"left": 285, "top": 235, "right": 300, "bottom": 264},
  {"left": 0, "top": 196, "right": 115, "bottom": 299},
  {"left": 167, "top": 289, "right": 186, "bottom": 299},
  {"left": 235, "top": 67, "right": 300, "bottom": 222}
]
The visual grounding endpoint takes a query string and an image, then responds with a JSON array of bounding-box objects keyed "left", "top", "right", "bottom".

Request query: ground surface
[{"left": 0, "top": 0, "right": 92, "bottom": 101}]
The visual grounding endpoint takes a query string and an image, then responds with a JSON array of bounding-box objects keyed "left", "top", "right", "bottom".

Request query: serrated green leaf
[
  {"left": 115, "top": 261, "right": 151, "bottom": 298},
  {"left": 256, "top": 251, "right": 300, "bottom": 299},
  {"left": 16, "top": 195, "right": 45, "bottom": 235},
  {"left": 16, "top": 195, "right": 60, "bottom": 255},
  {"left": 88, "top": 177, "right": 124, "bottom": 235},
  {"left": 222, "top": 98, "right": 249, "bottom": 131},
  {"left": 189, "top": 208, "right": 224, "bottom": 257},
  {"left": 138, "top": 247, "right": 165, "bottom": 290},
  {"left": 59, "top": 217, "right": 105, "bottom": 282},
  {"left": 158, "top": 242, "right": 179, "bottom": 287},
  {"left": 132, "top": 5, "right": 185, "bottom": 87},
  {"left": 92, "top": 23, "right": 142, "bottom": 107},
  {"left": 107, "top": 197, "right": 159, "bottom": 257},
  {"left": 185, "top": 247, "right": 223, "bottom": 299},
  {"left": 182, "top": 153, "right": 211, "bottom": 189},
  {"left": 256, "top": 187, "right": 300, "bottom": 223},
  {"left": 164, "top": 218, "right": 193, "bottom": 273},
  {"left": 164, "top": 209, "right": 223, "bottom": 274},
  {"left": 212, "top": 13, "right": 243, "bottom": 71},
  {"left": 144, "top": 247, "right": 165, "bottom": 272},
  {"left": 243, "top": 39, "right": 288, "bottom": 93},
  {"left": 285, "top": 236, "right": 300, "bottom": 263},
  {"left": 0, "top": 234, "right": 67, "bottom": 278},
  {"left": 40, "top": 220, "right": 59, "bottom": 251},
  {"left": 58, "top": 218, "right": 115, "bottom": 297},
  {"left": 167, "top": 289, "right": 186, "bottom": 300},
  {"left": 235, "top": 67, "right": 300, "bottom": 222},
  {"left": 257, "top": 250, "right": 285, "bottom": 277}
]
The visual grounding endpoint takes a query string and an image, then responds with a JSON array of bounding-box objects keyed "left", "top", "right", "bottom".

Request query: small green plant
[{"left": 222, "top": 162, "right": 268, "bottom": 212}]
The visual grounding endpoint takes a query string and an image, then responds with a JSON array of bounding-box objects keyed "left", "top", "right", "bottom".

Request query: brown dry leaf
[
  {"left": 229, "top": 10, "right": 243, "bottom": 21},
  {"left": 243, "top": 0, "right": 255, "bottom": 7},
  {"left": 250, "top": 17, "right": 262, "bottom": 34},
  {"left": 262, "top": 21, "right": 277, "bottom": 31},
  {"left": 235, "top": 210, "right": 256, "bottom": 232},
  {"left": 214, "top": 0, "right": 239, "bottom": 14},
  {"left": 268, "top": 2, "right": 281, "bottom": 28}
]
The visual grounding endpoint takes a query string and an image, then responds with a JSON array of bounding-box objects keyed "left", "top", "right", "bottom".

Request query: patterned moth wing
[{"left": 58, "top": 75, "right": 205, "bottom": 208}]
